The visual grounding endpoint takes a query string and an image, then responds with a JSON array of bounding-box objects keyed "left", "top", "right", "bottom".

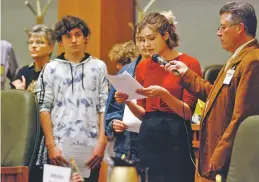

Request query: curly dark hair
[
  {"left": 136, "top": 12, "right": 179, "bottom": 49},
  {"left": 54, "top": 15, "right": 91, "bottom": 42}
]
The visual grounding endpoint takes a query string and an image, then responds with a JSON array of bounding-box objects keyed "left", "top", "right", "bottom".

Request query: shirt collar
[
  {"left": 28, "top": 62, "right": 41, "bottom": 72},
  {"left": 28, "top": 62, "right": 34, "bottom": 68},
  {"left": 231, "top": 39, "right": 255, "bottom": 59}
]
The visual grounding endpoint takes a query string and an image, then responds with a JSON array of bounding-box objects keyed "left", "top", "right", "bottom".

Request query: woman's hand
[
  {"left": 12, "top": 76, "right": 26, "bottom": 90},
  {"left": 112, "top": 119, "right": 128, "bottom": 132},
  {"left": 114, "top": 91, "right": 129, "bottom": 104},
  {"left": 136, "top": 85, "right": 168, "bottom": 98}
]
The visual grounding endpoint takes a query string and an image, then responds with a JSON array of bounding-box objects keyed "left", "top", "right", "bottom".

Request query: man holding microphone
[{"left": 163, "top": 1, "right": 259, "bottom": 181}]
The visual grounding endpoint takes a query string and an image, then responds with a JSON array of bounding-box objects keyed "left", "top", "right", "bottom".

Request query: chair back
[
  {"left": 1, "top": 90, "right": 41, "bottom": 171},
  {"left": 203, "top": 65, "right": 224, "bottom": 84},
  {"left": 227, "top": 115, "right": 259, "bottom": 182}
]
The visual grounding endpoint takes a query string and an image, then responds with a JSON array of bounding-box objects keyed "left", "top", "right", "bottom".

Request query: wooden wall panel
[
  {"left": 57, "top": 0, "right": 101, "bottom": 58},
  {"left": 58, "top": 0, "right": 134, "bottom": 74},
  {"left": 100, "top": 0, "right": 134, "bottom": 74}
]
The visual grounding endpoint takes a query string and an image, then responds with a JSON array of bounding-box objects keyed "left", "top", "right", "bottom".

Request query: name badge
[{"left": 223, "top": 69, "right": 235, "bottom": 85}]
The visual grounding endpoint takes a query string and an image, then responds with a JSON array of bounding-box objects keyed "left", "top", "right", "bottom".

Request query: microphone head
[
  {"left": 152, "top": 54, "right": 160, "bottom": 63},
  {"left": 151, "top": 54, "right": 168, "bottom": 66}
]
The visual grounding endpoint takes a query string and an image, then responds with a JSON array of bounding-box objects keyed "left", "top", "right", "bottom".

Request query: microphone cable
[{"left": 182, "top": 98, "right": 196, "bottom": 168}]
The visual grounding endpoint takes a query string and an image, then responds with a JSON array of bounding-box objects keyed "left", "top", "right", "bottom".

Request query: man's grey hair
[{"left": 220, "top": 1, "right": 257, "bottom": 37}]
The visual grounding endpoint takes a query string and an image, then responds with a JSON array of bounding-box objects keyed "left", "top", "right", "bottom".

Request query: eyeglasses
[
  {"left": 217, "top": 24, "right": 239, "bottom": 32},
  {"left": 27, "top": 40, "right": 48, "bottom": 46}
]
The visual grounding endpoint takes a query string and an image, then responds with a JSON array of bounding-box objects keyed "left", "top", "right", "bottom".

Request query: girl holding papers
[{"left": 115, "top": 12, "right": 202, "bottom": 182}]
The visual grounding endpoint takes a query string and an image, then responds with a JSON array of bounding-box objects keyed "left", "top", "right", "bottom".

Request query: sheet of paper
[
  {"left": 43, "top": 164, "right": 71, "bottom": 182},
  {"left": 122, "top": 99, "right": 142, "bottom": 133},
  {"left": 106, "top": 71, "right": 146, "bottom": 100},
  {"left": 62, "top": 137, "right": 94, "bottom": 178}
]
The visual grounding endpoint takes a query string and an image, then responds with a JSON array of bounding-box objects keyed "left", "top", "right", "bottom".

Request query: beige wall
[
  {"left": 2, "top": 0, "right": 259, "bottom": 71},
  {"left": 1, "top": 0, "right": 58, "bottom": 66},
  {"left": 138, "top": 0, "right": 259, "bottom": 69}
]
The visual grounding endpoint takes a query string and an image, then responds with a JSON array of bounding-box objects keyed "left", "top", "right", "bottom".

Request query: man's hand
[
  {"left": 136, "top": 85, "right": 167, "bottom": 98},
  {"left": 48, "top": 145, "right": 69, "bottom": 166},
  {"left": 112, "top": 119, "right": 128, "bottom": 132},
  {"left": 162, "top": 61, "right": 188, "bottom": 77},
  {"left": 86, "top": 140, "right": 106, "bottom": 169},
  {"left": 209, "top": 162, "right": 217, "bottom": 172},
  {"left": 12, "top": 76, "right": 26, "bottom": 90}
]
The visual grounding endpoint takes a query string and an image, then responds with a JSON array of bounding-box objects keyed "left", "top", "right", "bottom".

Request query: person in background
[
  {"left": 164, "top": 1, "right": 259, "bottom": 181},
  {"left": 108, "top": 40, "right": 139, "bottom": 71},
  {"left": 11, "top": 25, "right": 55, "bottom": 93},
  {"left": 115, "top": 12, "right": 202, "bottom": 182},
  {"left": 7, "top": 25, "right": 56, "bottom": 182},
  {"left": 36, "top": 15, "right": 108, "bottom": 182},
  {"left": 1, "top": 40, "right": 19, "bottom": 89},
  {"left": 105, "top": 26, "right": 149, "bottom": 181}
]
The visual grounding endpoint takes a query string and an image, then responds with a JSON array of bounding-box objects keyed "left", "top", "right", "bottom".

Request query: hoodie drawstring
[
  {"left": 69, "top": 63, "right": 86, "bottom": 93},
  {"left": 82, "top": 64, "right": 85, "bottom": 90},
  {"left": 69, "top": 63, "right": 74, "bottom": 93}
]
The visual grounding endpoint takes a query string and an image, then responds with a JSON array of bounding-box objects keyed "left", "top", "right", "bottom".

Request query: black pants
[
  {"left": 138, "top": 112, "right": 195, "bottom": 182},
  {"left": 29, "top": 165, "right": 100, "bottom": 182},
  {"left": 30, "top": 165, "right": 44, "bottom": 182},
  {"left": 84, "top": 166, "right": 100, "bottom": 182}
]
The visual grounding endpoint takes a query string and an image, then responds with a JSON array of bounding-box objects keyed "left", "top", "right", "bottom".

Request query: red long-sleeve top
[{"left": 136, "top": 54, "right": 202, "bottom": 113}]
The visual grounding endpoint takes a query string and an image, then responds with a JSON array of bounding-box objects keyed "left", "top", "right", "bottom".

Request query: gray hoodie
[{"left": 36, "top": 54, "right": 108, "bottom": 164}]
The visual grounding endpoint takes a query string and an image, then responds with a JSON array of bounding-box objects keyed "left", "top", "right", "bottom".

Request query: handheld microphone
[
  {"left": 152, "top": 54, "right": 180, "bottom": 75},
  {"left": 152, "top": 54, "right": 168, "bottom": 66}
]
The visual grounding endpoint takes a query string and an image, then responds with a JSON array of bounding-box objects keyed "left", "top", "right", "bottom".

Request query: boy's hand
[
  {"left": 48, "top": 145, "right": 69, "bottom": 166},
  {"left": 86, "top": 141, "right": 106, "bottom": 169}
]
